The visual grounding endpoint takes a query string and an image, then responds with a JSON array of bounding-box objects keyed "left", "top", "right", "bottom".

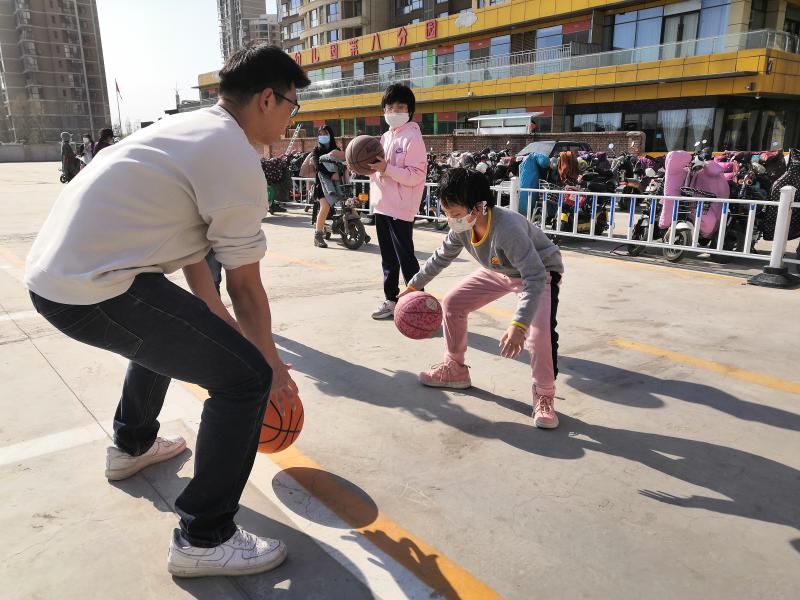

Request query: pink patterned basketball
[{"left": 394, "top": 292, "right": 443, "bottom": 339}]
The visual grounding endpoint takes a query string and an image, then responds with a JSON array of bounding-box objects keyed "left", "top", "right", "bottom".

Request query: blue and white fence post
[
  {"left": 509, "top": 177, "right": 520, "bottom": 214},
  {"left": 748, "top": 185, "right": 800, "bottom": 288}
]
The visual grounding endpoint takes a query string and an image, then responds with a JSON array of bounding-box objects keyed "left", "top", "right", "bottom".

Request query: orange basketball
[{"left": 258, "top": 388, "right": 304, "bottom": 454}]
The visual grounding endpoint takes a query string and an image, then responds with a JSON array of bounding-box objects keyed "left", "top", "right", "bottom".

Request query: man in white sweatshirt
[{"left": 25, "top": 43, "right": 309, "bottom": 578}]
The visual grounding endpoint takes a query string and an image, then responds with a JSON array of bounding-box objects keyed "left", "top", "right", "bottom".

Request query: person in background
[
  {"left": 367, "top": 84, "right": 426, "bottom": 320},
  {"left": 60, "top": 132, "right": 79, "bottom": 182},
  {"left": 311, "top": 125, "right": 340, "bottom": 248},
  {"left": 93, "top": 128, "right": 114, "bottom": 155},
  {"left": 80, "top": 132, "right": 95, "bottom": 166}
]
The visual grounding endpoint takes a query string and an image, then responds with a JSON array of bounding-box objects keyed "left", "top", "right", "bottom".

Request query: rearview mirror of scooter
[{"left": 608, "top": 143, "right": 614, "bottom": 150}]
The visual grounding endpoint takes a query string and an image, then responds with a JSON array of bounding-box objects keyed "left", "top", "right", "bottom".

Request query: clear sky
[{"left": 96, "top": 0, "right": 278, "bottom": 127}]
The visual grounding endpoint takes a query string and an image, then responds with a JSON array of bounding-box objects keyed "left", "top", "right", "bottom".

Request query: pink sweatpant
[{"left": 442, "top": 268, "right": 560, "bottom": 396}]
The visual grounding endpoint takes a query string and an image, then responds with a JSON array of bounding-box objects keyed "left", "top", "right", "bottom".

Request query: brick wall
[{"left": 266, "top": 130, "right": 645, "bottom": 158}]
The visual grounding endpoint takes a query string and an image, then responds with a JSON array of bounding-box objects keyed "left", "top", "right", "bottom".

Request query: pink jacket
[{"left": 369, "top": 121, "right": 427, "bottom": 222}]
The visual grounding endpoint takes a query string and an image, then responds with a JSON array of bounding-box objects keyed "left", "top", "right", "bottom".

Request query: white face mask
[
  {"left": 384, "top": 112, "right": 409, "bottom": 129},
  {"left": 448, "top": 211, "right": 477, "bottom": 233}
]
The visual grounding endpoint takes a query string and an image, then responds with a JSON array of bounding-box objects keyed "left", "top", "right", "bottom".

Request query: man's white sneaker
[
  {"left": 167, "top": 527, "right": 288, "bottom": 578},
  {"left": 105, "top": 435, "right": 187, "bottom": 481},
  {"left": 371, "top": 300, "right": 396, "bottom": 320}
]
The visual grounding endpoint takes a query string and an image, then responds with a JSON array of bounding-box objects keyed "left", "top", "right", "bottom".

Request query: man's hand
[
  {"left": 270, "top": 360, "right": 297, "bottom": 399},
  {"left": 369, "top": 156, "right": 387, "bottom": 173},
  {"left": 499, "top": 325, "right": 526, "bottom": 359},
  {"left": 398, "top": 286, "right": 414, "bottom": 300}
]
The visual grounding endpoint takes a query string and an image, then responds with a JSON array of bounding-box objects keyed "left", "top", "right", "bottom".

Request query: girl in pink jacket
[{"left": 368, "top": 84, "right": 428, "bottom": 320}]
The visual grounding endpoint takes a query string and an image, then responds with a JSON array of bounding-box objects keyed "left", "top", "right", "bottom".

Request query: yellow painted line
[
  {"left": 0, "top": 247, "right": 26, "bottom": 269},
  {"left": 180, "top": 381, "right": 501, "bottom": 600},
  {"left": 609, "top": 339, "right": 800, "bottom": 396},
  {"left": 266, "top": 250, "right": 335, "bottom": 272}
]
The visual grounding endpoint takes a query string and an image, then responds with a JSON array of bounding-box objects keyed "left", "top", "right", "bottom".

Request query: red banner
[
  {"left": 563, "top": 19, "right": 591, "bottom": 34},
  {"left": 437, "top": 112, "right": 457, "bottom": 121},
  {"left": 527, "top": 105, "right": 553, "bottom": 116},
  {"left": 394, "top": 53, "right": 411, "bottom": 62},
  {"left": 435, "top": 45, "right": 454, "bottom": 56},
  {"left": 365, "top": 116, "right": 381, "bottom": 126},
  {"left": 469, "top": 38, "right": 490, "bottom": 50}
]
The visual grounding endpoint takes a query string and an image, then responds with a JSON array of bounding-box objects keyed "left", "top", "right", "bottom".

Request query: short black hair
[
  {"left": 98, "top": 127, "right": 113, "bottom": 141},
  {"left": 438, "top": 168, "right": 496, "bottom": 210},
  {"left": 219, "top": 42, "right": 310, "bottom": 106},
  {"left": 381, "top": 84, "right": 416, "bottom": 118}
]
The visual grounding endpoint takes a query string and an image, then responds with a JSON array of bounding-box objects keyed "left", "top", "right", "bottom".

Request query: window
[
  {"left": 396, "top": 0, "right": 422, "bottom": 15},
  {"left": 750, "top": 0, "right": 767, "bottom": 30},
  {"left": 310, "top": 8, "right": 319, "bottom": 28},
  {"left": 289, "top": 20, "right": 302, "bottom": 38},
  {"left": 62, "top": 89, "right": 67, "bottom": 97},
  {"left": 379, "top": 56, "right": 395, "bottom": 78},
  {"left": 327, "top": 29, "right": 338, "bottom": 43},
  {"left": 696, "top": 0, "right": 730, "bottom": 53},
  {"left": 610, "top": 8, "right": 663, "bottom": 61},
  {"left": 536, "top": 25, "right": 563, "bottom": 49},
  {"left": 326, "top": 2, "right": 338, "bottom": 22}
]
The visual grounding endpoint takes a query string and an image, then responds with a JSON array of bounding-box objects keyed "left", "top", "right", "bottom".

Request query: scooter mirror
[
  {"left": 702, "top": 139, "right": 708, "bottom": 145},
  {"left": 694, "top": 141, "right": 701, "bottom": 148},
  {"left": 608, "top": 143, "right": 614, "bottom": 150},
  {"left": 645, "top": 167, "right": 657, "bottom": 178}
]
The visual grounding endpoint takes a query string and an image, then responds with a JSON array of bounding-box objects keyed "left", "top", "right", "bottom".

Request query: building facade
[
  {"left": 278, "top": 0, "right": 392, "bottom": 53},
  {"left": 218, "top": 0, "right": 268, "bottom": 60},
  {"left": 282, "top": 0, "right": 800, "bottom": 153},
  {"left": 248, "top": 13, "right": 280, "bottom": 47},
  {"left": 0, "top": 0, "right": 111, "bottom": 143}
]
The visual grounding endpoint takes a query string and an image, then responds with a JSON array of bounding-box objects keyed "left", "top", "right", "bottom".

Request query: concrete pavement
[{"left": 1, "top": 163, "right": 799, "bottom": 599}]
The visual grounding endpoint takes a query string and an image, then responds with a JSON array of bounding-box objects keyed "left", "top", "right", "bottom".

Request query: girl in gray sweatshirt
[{"left": 406, "top": 168, "right": 565, "bottom": 428}]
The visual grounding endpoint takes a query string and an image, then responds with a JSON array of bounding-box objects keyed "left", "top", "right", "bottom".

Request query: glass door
[{"left": 662, "top": 12, "right": 699, "bottom": 59}]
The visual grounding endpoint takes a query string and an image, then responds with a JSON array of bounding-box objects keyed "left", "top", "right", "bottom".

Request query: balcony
[{"left": 297, "top": 29, "right": 800, "bottom": 103}]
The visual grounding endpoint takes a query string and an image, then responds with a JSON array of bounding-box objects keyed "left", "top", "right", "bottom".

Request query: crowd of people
[
  {"left": 59, "top": 127, "right": 115, "bottom": 182},
  {"left": 26, "top": 43, "right": 565, "bottom": 579}
]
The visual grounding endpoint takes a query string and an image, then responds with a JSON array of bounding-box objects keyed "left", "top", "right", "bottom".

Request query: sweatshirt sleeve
[
  {"left": 408, "top": 231, "right": 464, "bottom": 290},
  {"left": 192, "top": 153, "right": 268, "bottom": 270},
  {"left": 385, "top": 132, "right": 427, "bottom": 187},
  {"left": 203, "top": 204, "right": 267, "bottom": 269},
  {"left": 499, "top": 225, "right": 547, "bottom": 327}
]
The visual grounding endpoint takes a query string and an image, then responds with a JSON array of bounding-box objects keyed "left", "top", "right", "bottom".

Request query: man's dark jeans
[{"left": 29, "top": 273, "right": 272, "bottom": 547}]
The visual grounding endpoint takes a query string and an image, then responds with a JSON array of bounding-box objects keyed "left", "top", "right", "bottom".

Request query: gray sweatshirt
[{"left": 409, "top": 206, "right": 563, "bottom": 326}]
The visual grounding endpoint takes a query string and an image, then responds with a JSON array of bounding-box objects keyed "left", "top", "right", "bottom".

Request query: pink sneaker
[
  {"left": 533, "top": 393, "right": 559, "bottom": 429},
  {"left": 419, "top": 360, "right": 471, "bottom": 390}
]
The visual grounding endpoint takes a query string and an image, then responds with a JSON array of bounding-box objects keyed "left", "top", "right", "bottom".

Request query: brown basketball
[
  {"left": 258, "top": 388, "right": 304, "bottom": 454},
  {"left": 345, "top": 135, "right": 385, "bottom": 176}
]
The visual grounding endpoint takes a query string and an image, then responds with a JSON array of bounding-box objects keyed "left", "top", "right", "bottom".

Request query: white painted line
[
  {"left": 0, "top": 423, "right": 108, "bottom": 467},
  {"left": 169, "top": 384, "right": 435, "bottom": 599},
  {"left": 0, "top": 310, "right": 38, "bottom": 323}
]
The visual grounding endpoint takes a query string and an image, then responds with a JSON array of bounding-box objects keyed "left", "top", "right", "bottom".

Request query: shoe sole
[
  {"left": 371, "top": 313, "right": 394, "bottom": 320},
  {"left": 105, "top": 440, "right": 187, "bottom": 481},
  {"left": 420, "top": 380, "right": 472, "bottom": 390},
  {"left": 534, "top": 417, "right": 559, "bottom": 429},
  {"left": 168, "top": 543, "right": 288, "bottom": 578}
]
